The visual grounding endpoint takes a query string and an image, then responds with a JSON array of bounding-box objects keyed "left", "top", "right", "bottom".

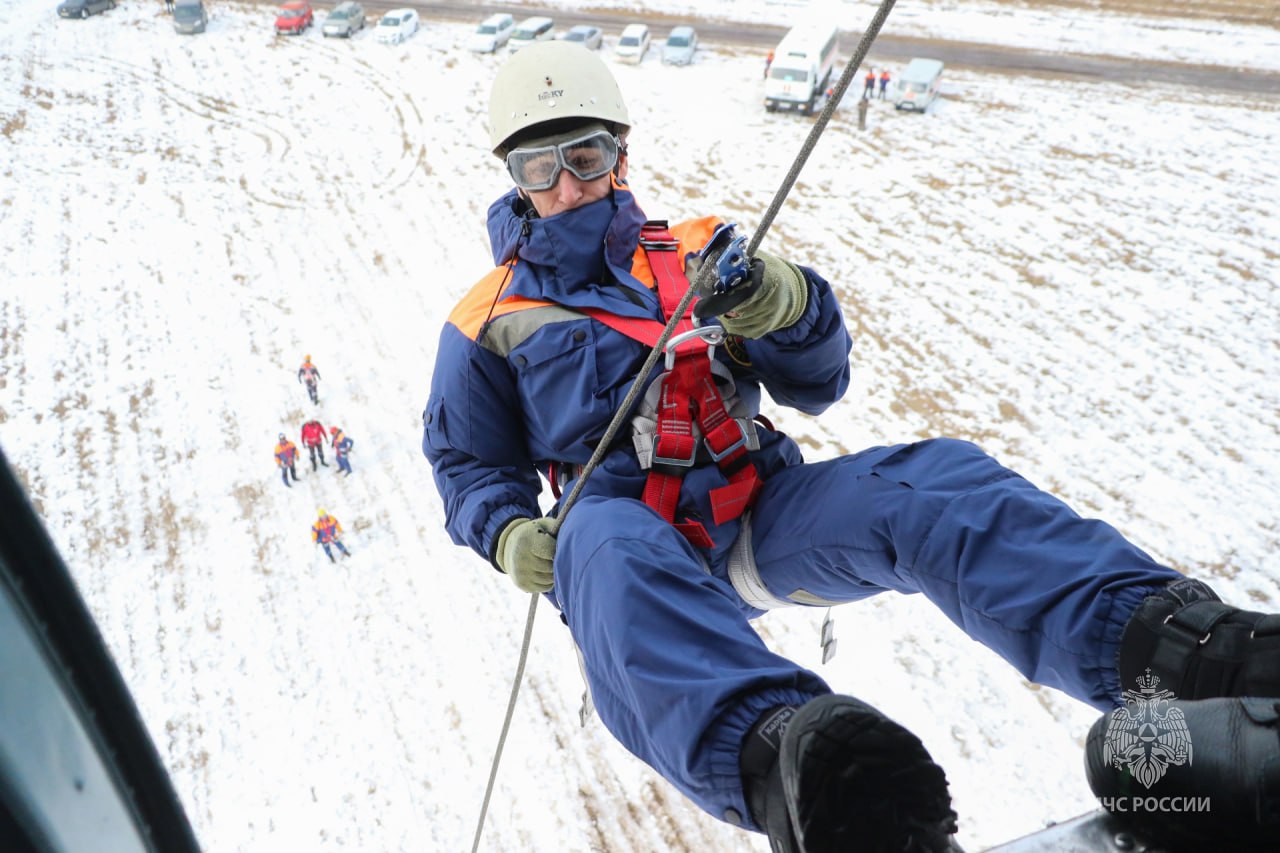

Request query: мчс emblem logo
[{"left": 1102, "top": 669, "right": 1193, "bottom": 789}]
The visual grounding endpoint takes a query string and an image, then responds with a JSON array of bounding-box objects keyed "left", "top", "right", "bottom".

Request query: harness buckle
[
  {"left": 639, "top": 236, "right": 679, "bottom": 251},
  {"left": 639, "top": 222, "right": 679, "bottom": 252},
  {"left": 704, "top": 420, "right": 747, "bottom": 462},
  {"left": 651, "top": 439, "right": 698, "bottom": 472}
]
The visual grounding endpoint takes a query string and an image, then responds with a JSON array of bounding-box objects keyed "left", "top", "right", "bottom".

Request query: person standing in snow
[
  {"left": 311, "top": 509, "right": 350, "bottom": 562},
  {"left": 878, "top": 68, "right": 891, "bottom": 100},
  {"left": 421, "top": 43, "right": 1280, "bottom": 853},
  {"left": 863, "top": 67, "right": 876, "bottom": 99},
  {"left": 274, "top": 433, "right": 300, "bottom": 487},
  {"left": 330, "top": 426, "right": 354, "bottom": 476},
  {"left": 298, "top": 354, "right": 321, "bottom": 404},
  {"left": 300, "top": 419, "right": 328, "bottom": 471}
]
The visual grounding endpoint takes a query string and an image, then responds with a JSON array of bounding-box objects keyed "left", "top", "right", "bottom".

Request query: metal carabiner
[{"left": 664, "top": 326, "right": 725, "bottom": 370}]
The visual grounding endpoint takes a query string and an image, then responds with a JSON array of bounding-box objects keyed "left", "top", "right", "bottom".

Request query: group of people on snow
[
  {"left": 273, "top": 355, "right": 357, "bottom": 562},
  {"left": 274, "top": 422, "right": 353, "bottom": 485}
]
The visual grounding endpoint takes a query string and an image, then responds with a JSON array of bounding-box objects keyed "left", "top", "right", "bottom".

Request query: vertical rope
[
  {"left": 470, "top": 592, "right": 539, "bottom": 853},
  {"left": 554, "top": 0, "right": 898, "bottom": 530}
]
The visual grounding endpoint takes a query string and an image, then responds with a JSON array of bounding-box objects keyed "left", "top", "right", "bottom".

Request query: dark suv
[
  {"left": 172, "top": 0, "right": 208, "bottom": 34},
  {"left": 57, "top": 0, "right": 114, "bottom": 18}
]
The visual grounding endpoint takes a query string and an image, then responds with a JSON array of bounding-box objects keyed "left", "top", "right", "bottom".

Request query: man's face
[
  {"left": 505, "top": 124, "right": 627, "bottom": 217},
  {"left": 524, "top": 169, "right": 613, "bottom": 218}
]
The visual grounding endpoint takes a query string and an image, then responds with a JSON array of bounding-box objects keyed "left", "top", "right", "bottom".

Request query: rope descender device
[{"left": 692, "top": 223, "right": 759, "bottom": 321}]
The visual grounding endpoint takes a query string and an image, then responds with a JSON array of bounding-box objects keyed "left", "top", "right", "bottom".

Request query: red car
[{"left": 275, "top": 0, "right": 313, "bottom": 35}]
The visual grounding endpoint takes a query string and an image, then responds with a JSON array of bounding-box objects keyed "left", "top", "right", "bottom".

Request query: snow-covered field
[{"left": 2, "top": 0, "right": 1277, "bottom": 850}]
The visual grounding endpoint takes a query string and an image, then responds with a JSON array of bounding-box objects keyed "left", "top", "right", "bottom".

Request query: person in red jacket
[
  {"left": 274, "top": 433, "right": 300, "bottom": 487},
  {"left": 300, "top": 419, "right": 328, "bottom": 471}
]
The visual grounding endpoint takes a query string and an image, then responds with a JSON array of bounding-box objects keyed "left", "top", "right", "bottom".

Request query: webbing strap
[{"left": 591, "top": 222, "right": 761, "bottom": 546}]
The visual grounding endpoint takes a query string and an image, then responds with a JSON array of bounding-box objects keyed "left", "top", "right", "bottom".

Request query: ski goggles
[{"left": 505, "top": 129, "right": 620, "bottom": 192}]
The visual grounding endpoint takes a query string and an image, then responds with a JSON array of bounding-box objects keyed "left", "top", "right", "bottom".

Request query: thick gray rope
[
  {"left": 553, "top": 0, "right": 898, "bottom": 530},
  {"left": 471, "top": 3, "right": 898, "bottom": 849},
  {"left": 470, "top": 591, "right": 538, "bottom": 853}
]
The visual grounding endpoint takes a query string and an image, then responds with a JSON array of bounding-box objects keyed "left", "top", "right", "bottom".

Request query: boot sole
[{"left": 779, "top": 695, "right": 956, "bottom": 853}]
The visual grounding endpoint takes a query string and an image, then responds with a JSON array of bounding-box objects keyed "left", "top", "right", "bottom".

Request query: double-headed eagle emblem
[{"left": 1102, "top": 670, "right": 1193, "bottom": 788}]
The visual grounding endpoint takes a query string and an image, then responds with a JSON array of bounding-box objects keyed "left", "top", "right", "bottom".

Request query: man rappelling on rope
[{"left": 422, "top": 42, "right": 1279, "bottom": 853}]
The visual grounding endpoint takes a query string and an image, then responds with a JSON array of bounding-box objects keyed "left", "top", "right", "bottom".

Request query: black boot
[
  {"left": 740, "top": 706, "right": 798, "bottom": 852},
  {"left": 1119, "top": 577, "right": 1280, "bottom": 699},
  {"left": 1087, "top": 695, "right": 1280, "bottom": 849},
  {"left": 741, "top": 696, "right": 957, "bottom": 853}
]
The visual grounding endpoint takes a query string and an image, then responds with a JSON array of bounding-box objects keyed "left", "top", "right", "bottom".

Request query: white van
[
  {"left": 508, "top": 16, "right": 555, "bottom": 52},
  {"left": 468, "top": 13, "right": 514, "bottom": 53},
  {"left": 614, "top": 23, "right": 651, "bottom": 64},
  {"left": 893, "top": 58, "right": 944, "bottom": 112},
  {"left": 764, "top": 26, "right": 839, "bottom": 115}
]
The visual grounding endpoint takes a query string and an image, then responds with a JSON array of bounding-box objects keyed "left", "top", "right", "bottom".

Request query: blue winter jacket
[{"left": 422, "top": 182, "right": 853, "bottom": 569}]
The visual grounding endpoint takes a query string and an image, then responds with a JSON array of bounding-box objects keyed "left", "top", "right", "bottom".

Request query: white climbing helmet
[{"left": 487, "top": 41, "right": 631, "bottom": 158}]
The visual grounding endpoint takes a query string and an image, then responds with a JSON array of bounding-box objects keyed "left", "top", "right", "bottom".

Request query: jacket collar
[{"left": 485, "top": 182, "right": 656, "bottom": 315}]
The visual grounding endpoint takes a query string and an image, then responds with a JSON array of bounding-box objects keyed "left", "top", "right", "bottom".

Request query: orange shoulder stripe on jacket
[
  {"left": 451, "top": 216, "right": 726, "bottom": 338},
  {"left": 448, "top": 263, "right": 557, "bottom": 340},
  {"left": 627, "top": 216, "right": 724, "bottom": 288}
]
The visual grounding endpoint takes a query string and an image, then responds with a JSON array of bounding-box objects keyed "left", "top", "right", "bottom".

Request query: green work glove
[
  {"left": 495, "top": 517, "right": 557, "bottom": 593},
  {"left": 717, "top": 251, "right": 808, "bottom": 339}
]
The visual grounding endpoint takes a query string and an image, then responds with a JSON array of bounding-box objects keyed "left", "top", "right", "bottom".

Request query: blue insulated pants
[
  {"left": 555, "top": 497, "right": 830, "bottom": 829},
  {"left": 321, "top": 540, "right": 349, "bottom": 560},
  {"left": 553, "top": 438, "right": 1179, "bottom": 828}
]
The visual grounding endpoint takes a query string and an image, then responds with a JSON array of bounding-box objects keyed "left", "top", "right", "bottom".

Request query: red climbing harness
[{"left": 581, "top": 221, "right": 762, "bottom": 547}]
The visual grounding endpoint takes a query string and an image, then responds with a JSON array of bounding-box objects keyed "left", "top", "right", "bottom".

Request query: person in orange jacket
[
  {"left": 863, "top": 67, "right": 876, "bottom": 99},
  {"left": 878, "top": 68, "right": 891, "bottom": 100},
  {"left": 311, "top": 509, "right": 351, "bottom": 562},
  {"left": 298, "top": 354, "right": 321, "bottom": 404},
  {"left": 330, "top": 426, "right": 354, "bottom": 476},
  {"left": 274, "top": 433, "right": 300, "bottom": 487}
]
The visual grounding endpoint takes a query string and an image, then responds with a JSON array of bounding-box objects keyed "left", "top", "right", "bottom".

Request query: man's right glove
[
  {"left": 495, "top": 517, "right": 557, "bottom": 593},
  {"left": 717, "top": 250, "right": 808, "bottom": 339}
]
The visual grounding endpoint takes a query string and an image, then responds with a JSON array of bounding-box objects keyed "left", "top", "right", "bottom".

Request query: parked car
[
  {"left": 893, "top": 57, "right": 945, "bottom": 112},
  {"left": 560, "top": 24, "right": 603, "bottom": 51},
  {"left": 508, "top": 16, "right": 554, "bottom": 52},
  {"left": 614, "top": 23, "right": 650, "bottom": 64},
  {"left": 467, "top": 12, "right": 514, "bottom": 53},
  {"left": 172, "top": 0, "right": 207, "bottom": 34},
  {"left": 274, "top": 0, "right": 313, "bottom": 35},
  {"left": 321, "top": 1, "right": 364, "bottom": 38},
  {"left": 374, "top": 8, "right": 418, "bottom": 44},
  {"left": 57, "top": 0, "right": 114, "bottom": 19},
  {"left": 662, "top": 26, "right": 697, "bottom": 65}
]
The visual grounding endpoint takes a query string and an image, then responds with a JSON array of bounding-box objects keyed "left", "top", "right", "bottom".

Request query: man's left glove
[
  {"left": 495, "top": 517, "right": 557, "bottom": 593},
  {"left": 717, "top": 250, "right": 808, "bottom": 339}
]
